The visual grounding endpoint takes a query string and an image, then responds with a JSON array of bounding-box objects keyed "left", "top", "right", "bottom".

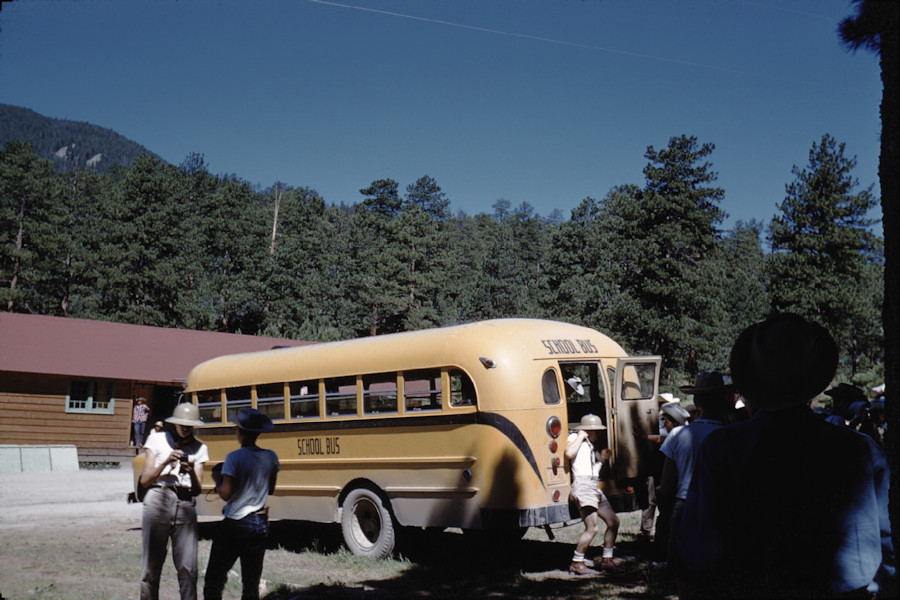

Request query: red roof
[{"left": 0, "top": 313, "right": 313, "bottom": 384}]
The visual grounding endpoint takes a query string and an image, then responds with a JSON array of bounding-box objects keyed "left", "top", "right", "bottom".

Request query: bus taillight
[
  {"left": 546, "top": 416, "right": 562, "bottom": 438},
  {"left": 552, "top": 489, "right": 561, "bottom": 502},
  {"left": 549, "top": 440, "right": 558, "bottom": 453}
]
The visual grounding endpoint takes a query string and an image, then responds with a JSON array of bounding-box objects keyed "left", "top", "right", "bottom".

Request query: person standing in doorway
[
  {"left": 204, "top": 408, "right": 280, "bottom": 600},
  {"left": 132, "top": 397, "right": 150, "bottom": 448}
]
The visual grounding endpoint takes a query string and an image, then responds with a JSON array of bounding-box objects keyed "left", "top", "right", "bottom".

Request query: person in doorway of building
[
  {"left": 139, "top": 402, "right": 209, "bottom": 600},
  {"left": 677, "top": 314, "right": 894, "bottom": 598},
  {"left": 565, "top": 413, "right": 623, "bottom": 576},
  {"left": 132, "top": 396, "right": 150, "bottom": 447},
  {"left": 204, "top": 407, "right": 280, "bottom": 600}
]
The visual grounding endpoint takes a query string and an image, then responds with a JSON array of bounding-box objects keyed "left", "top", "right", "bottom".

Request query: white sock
[
  {"left": 603, "top": 547, "right": 613, "bottom": 559},
  {"left": 572, "top": 551, "right": 585, "bottom": 563}
]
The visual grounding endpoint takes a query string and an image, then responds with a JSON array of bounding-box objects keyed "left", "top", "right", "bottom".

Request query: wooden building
[{"left": 0, "top": 313, "right": 311, "bottom": 463}]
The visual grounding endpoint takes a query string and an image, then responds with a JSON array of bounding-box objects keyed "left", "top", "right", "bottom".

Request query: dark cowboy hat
[
  {"left": 679, "top": 370, "right": 733, "bottom": 395},
  {"left": 824, "top": 383, "right": 867, "bottom": 405},
  {"left": 234, "top": 407, "right": 274, "bottom": 433},
  {"left": 730, "top": 313, "right": 838, "bottom": 409}
]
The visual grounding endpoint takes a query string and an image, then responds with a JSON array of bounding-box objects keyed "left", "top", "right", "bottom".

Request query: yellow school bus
[{"left": 184, "top": 318, "right": 661, "bottom": 557}]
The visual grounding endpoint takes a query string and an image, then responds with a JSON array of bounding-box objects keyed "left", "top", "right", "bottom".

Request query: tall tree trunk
[
  {"left": 879, "top": 12, "right": 900, "bottom": 580},
  {"left": 7, "top": 195, "right": 25, "bottom": 312}
]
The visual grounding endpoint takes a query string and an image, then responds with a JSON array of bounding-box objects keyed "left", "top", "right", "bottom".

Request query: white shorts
[{"left": 571, "top": 478, "right": 609, "bottom": 510}]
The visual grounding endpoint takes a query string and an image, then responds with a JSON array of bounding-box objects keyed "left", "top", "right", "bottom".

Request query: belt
[{"left": 155, "top": 484, "right": 194, "bottom": 501}]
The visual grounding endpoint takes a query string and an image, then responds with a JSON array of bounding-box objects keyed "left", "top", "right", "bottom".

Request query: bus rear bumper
[{"left": 482, "top": 503, "right": 572, "bottom": 529}]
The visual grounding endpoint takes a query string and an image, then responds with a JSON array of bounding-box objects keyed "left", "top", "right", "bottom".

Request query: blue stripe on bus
[{"left": 201, "top": 412, "right": 545, "bottom": 487}]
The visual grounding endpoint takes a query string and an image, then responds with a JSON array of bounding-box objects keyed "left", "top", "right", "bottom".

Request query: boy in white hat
[{"left": 565, "top": 413, "right": 622, "bottom": 575}]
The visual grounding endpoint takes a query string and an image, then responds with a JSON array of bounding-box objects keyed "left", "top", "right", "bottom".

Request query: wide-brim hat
[
  {"left": 679, "top": 370, "right": 734, "bottom": 395},
  {"left": 234, "top": 407, "right": 274, "bottom": 433},
  {"left": 574, "top": 413, "right": 607, "bottom": 431},
  {"left": 566, "top": 376, "right": 585, "bottom": 396},
  {"left": 730, "top": 313, "right": 838, "bottom": 409},
  {"left": 824, "top": 383, "right": 867, "bottom": 405},
  {"left": 660, "top": 402, "right": 690, "bottom": 426}
]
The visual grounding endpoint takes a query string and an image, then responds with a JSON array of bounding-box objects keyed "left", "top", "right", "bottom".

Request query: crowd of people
[{"left": 566, "top": 313, "right": 894, "bottom": 599}]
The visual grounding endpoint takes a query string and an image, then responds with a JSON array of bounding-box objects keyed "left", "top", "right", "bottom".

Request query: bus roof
[{"left": 183, "top": 318, "right": 629, "bottom": 392}]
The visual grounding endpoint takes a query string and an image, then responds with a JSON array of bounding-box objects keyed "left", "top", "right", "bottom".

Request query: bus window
[
  {"left": 289, "top": 380, "right": 319, "bottom": 419},
  {"left": 541, "top": 368, "right": 561, "bottom": 404},
  {"left": 256, "top": 382, "right": 286, "bottom": 421},
  {"left": 225, "top": 386, "right": 252, "bottom": 422},
  {"left": 404, "top": 369, "right": 442, "bottom": 411},
  {"left": 562, "top": 363, "right": 606, "bottom": 427},
  {"left": 620, "top": 362, "right": 657, "bottom": 400},
  {"left": 363, "top": 374, "right": 398, "bottom": 414},
  {"left": 448, "top": 369, "right": 476, "bottom": 407},
  {"left": 197, "top": 390, "right": 221, "bottom": 423},
  {"left": 325, "top": 376, "right": 357, "bottom": 416}
]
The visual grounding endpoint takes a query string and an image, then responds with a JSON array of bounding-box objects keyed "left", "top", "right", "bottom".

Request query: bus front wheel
[{"left": 341, "top": 487, "right": 395, "bottom": 558}]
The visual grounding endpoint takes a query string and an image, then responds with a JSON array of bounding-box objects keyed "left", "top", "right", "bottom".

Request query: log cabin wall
[{"left": 0, "top": 370, "right": 135, "bottom": 462}]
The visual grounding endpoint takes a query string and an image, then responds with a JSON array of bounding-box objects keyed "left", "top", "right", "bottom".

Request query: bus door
[
  {"left": 561, "top": 362, "right": 608, "bottom": 437},
  {"left": 610, "top": 357, "right": 662, "bottom": 479}
]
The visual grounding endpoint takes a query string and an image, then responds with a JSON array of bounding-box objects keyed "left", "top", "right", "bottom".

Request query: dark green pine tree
[
  {"left": 704, "top": 220, "right": 771, "bottom": 369},
  {"left": 198, "top": 176, "right": 270, "bottom": 334},
  {"left": 601, "top": 135, "right": 728, "bottom": 382},
  {"left": 92, "top": 153, "right": 192, "bottom": 327},
  {"left": 396, "top": 175, "right": 451, "bottom": 331},
  {"left": 542, "top": 191, "right": 637, "bottom": 337},
  {"left": 352, "top": 179, "right": 407, "bottom": 336},
  {"left": 263, "top": 185, "right": 347, "bottom": 340},
  {"left": 38, "top": 168, "right": 107, "bottom": 318},
  {"left": 767, "top": 134, "right": 883, "bottom": 379},
  {"left": 439, "top": 210, "right": 492, "bottom": 324},
  {"left": 0, "top": 141, "right": 58, "bottom": 313}
]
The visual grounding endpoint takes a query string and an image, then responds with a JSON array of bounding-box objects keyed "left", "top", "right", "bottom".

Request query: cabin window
[
  {"left": 290, "top": 380, "right": 319, "bottom": 419},
  {"left": 256, "top": 383, "right": 286, "bottom": 421},
  {"left": 66, "top": 379, "right": 115, "bottom": 414},
  {"left": 363, "top": 373, "right": 398, "bottom": 414},
  {"left": 404, "top": 370, "right": 442, "bottom": 411},
  {"left": 448, "top": 369, "right": 476, "bottom": 407}
]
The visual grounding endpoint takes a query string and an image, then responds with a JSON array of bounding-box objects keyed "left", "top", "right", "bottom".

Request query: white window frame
[{"left": 66, "top": 379, "right": 116, "bottom": 414}]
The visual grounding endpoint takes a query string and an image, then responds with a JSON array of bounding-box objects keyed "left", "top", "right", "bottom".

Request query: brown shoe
[
  {"left": 599, "top": 557, "right": 624, "bottom": 573},
  {"left": 569, "top": 561, "right": 599, "bottom": 576}
]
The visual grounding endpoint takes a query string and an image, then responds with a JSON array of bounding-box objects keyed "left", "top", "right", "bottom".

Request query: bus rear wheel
[{"left": 341, "top": 487, "right": 395, "bottom": 558}]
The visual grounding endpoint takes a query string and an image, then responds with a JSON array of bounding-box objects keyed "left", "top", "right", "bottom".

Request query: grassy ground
[
  {"left": 0, "top": 465, "right": 675, "bottom": 599},
  {"left": 0, "top": 512, "right": 677, "bottom": 599}
]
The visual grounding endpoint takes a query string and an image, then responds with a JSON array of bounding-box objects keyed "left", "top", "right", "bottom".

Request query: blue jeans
[
  {"left": 134, "top": 421, "right": 147, "bottom": 446},
  {"left": 141, "top": 487, "right": 198, "bottom": 600},
  {"left": 203, "top": 512, "right": 269, "bottom": 600}
]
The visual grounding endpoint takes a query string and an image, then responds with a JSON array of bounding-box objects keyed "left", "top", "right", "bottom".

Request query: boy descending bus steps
[{"left": 565, "top": 413, "right": 624, "bottom": 576}]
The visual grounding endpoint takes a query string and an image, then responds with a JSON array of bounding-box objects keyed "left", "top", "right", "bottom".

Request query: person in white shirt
[
  {"left": 138, "top": 402, "right": 209, "bottom": 600},
  {"left": 565, "top": 413, "right": 622, "bottom": 575}
]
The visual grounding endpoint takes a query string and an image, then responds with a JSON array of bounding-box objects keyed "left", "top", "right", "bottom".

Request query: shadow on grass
[{"left": 198, "top": 520, "right": 677, "bottom": 599}]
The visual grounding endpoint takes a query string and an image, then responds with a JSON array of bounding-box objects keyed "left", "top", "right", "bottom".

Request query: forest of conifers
[{"left": 0, "top": 133, "right": 884, "bottom": 389}]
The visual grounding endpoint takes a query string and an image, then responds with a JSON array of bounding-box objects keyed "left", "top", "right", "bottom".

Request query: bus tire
[{"left": 341, "top": 487, "right": 395, "bottom": 558}]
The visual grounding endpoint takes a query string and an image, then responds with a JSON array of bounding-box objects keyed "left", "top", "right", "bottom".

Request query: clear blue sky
[{"left": 0, "top": 0, "right": 883, "bottom": 229}]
